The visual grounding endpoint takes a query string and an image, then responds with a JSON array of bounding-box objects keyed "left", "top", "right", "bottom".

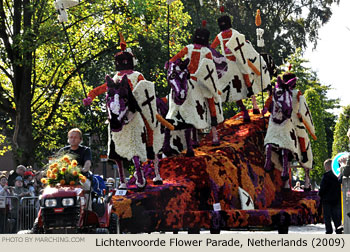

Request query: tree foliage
[
  {"left": 332, "top": 105, "right": 350, "bottom": 156},
  {"left": 304, "top": 88, "right": 328, "bottom": 183}
]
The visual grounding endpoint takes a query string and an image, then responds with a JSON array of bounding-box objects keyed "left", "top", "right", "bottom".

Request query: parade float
[{"left": 110, "top": 111, "right": 321, "bottom": 234}]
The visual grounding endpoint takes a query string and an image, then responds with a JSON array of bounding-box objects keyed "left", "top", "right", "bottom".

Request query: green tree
[
  {"left": 0, "top": 0, "right": 191, "bottom": 167},
  {"left": 304, "top": 88, "right": 328, "bottom": 184},
  {"left": 332, "top": 105, "right": 350, "bottom": 156},
  {"left": 182, "top": 0, "right": 340, "bottom": 65}
]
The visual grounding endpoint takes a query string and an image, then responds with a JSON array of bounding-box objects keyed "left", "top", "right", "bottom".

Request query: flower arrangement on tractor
[{"left": 41, "top": 154, "right": 87, "bottom": 187}]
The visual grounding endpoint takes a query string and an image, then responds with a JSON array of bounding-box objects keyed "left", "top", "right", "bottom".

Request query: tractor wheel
[
  {"left": 210, "top": 228, "right": 221, "bottom": 234},
  {"left": 109, "top": 213, "right": 120, "bottom": 234}
]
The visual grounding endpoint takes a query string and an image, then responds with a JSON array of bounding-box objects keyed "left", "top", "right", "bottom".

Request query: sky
[{"left": 304, "top": 0, "right": 350, "bottom": 114}]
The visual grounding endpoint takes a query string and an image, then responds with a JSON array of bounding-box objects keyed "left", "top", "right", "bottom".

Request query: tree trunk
[{"left": 11, "top": 0, "right": 35, "bottom": 166}]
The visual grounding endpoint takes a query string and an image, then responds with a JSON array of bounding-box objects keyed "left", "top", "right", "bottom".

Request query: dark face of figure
[
  {"left": 193, "top": 28, "right": 210, "bottom": 46},
  {"left": 217, "top": 15, "right": 232, "bottom": 31},
  {"left": 114, "top": 52, "right": 134, "bottom": 71}
]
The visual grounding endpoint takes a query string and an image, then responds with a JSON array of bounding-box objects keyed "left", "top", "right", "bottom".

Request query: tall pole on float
[
  {"left": 255, "top": 9, "right": 266, "bottom": 130},
  {"left": 54, "top": 0, "right": 97, "bottom": 215}
]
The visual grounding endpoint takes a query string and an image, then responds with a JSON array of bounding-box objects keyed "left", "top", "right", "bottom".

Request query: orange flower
[
  {"left": 80, "top": 176, "right": 86, "bottom": 183},
  {"left": 49, "top": 164, "right": 54, "bottom": 170},
  {"left": 51, "top": 174, "right": 57, "bottom": 179},
  {"left": 63, "top": 156, "right": 71, "bottom": 165},
  {"left": 72, "top": 171, "right": 78, "bottom": 176},
  {"left": 60, "top": 180, "right": 65, "bottom": 185},
  {"left": 52, "top": 167, "right": 58, "bottom": 174},
  {"left": 61, "top": 167, "right": 67, "bottom": 173},
  {"left": 52, "top": 163, "right": 58, "bottom": 168},
  {"left": 71, "top": 160, "right": 78, "bottom": 167},
  {"left": 70, "top": 181, "right": 75, "bottom": 186},
  {"left": 46, "top": 170, "right": 52, "bottom": 177},
  {"left": 41, "top": 178, "right": 47, "bottom": 184}
]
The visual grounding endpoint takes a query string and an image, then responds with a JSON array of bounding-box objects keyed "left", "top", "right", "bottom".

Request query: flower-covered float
[
  {"left": 32, "top": 154, "right": 119, "bottom": 233},
  {"left": 111, "top": 111, "right": 321, "bottom": 233}
]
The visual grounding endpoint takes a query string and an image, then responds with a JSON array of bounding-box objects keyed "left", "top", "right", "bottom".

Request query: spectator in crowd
[
  {"left": 7, "top": 165, "right": 26, "bottom": 186},
  {"left": 0, "top": 174, "right": 12, "bottom": 233},
  {"left": 10, "top": 176, "right": 33, "bottom": 233},
  {"left": 319, "top": 159, "right": 343, "bottom": 234},
  {"left": 12, "top": 176, "right": 32, "bottom": 198},
  {"left": 33, "top": 171, "right": 44, "bottom": 195},
  {"left": 23, "top": 171, "right": 35, "bottom": 196},
  {"left": 0, "top": 174, "right": 8, "bottom": 191}
]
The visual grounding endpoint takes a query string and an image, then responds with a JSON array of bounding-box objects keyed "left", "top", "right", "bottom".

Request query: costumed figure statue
[
  {"left": 162, "top": 58, "right": 196, "bottom": 156},
  {"left": 263, "top": 76, "right": 296, "bottom": 188},
  {"left": 165, "top": 28, "right": 224, "bottom": 156},
  {"left": 211, "top": 14, "right": 271, "bottom": 122},
  {"left": 83, "top": 34, "right": 171, "bottom": 190},
  {"left": 164, "top": 26, "right": 224, "bottom": 157},
  {"left": 284, "top": 72, "right": 316, "bottom": 190},
  {"left": 263, "top": 74, "right": 316, "bottom": 189}
]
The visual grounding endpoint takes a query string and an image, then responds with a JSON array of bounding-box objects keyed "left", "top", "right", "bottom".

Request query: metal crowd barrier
[
  {"left": 19, "top": 196, "right": 39, "bottom": 231},
  {"left": 0, "top": 196, "right": 39, "bottom": 233}
]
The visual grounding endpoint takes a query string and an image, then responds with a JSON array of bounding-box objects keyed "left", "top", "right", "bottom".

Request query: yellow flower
[
  {"left": 60, "top": 180, "right": 65, "bottom": 186},
  {"left": 70, "top": 181, "right": 75, "bottom": 186},
  {"left": 52, "top": 167, "right": 58, "bottom": 174},
  {"left": 52, "top": 163, "right": 58, "bottom": 168},
  {"left": 51, "top": 174, "right": 57, "bottom": 179},
  {"left": 61, "top": 167, "right": 67, "bottom": 173},
  {"left": 46, "top": 170, "right": 52, "bottom": 177},
  {"left": 72, "top": 171, "right": 78, "bottom": 176},
  {"left": 41, "top": 178, "right": 47, "bottom": 184},
  {"left": 71, "top": 160, "right": 78, "bottom": 167}
]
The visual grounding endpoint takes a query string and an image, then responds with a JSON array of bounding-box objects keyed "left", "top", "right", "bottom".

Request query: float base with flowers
[{"left": 111, "top": 111, "right": 321, "bottom": 233}]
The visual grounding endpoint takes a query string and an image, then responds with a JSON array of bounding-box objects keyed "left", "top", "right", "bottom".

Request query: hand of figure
[
  {"left": 83, "top": 97, "right": 92, "bottom": 106},
  {"left": 261, "top": 107, "right": 268, "bottom": 115}
]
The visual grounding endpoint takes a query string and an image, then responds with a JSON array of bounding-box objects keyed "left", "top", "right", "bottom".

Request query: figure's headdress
[
  {"left": 193, "top": 20, "right": 210, "bottom": 46},
  {"left": 114, "top": 33, "right": 137, "bottom": 71},
  {"left": 282, "top": 64, "right": 297, "bottom": 89},
  {"left": 217, "top": 5, "right": 232, "bottom": 32}
]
